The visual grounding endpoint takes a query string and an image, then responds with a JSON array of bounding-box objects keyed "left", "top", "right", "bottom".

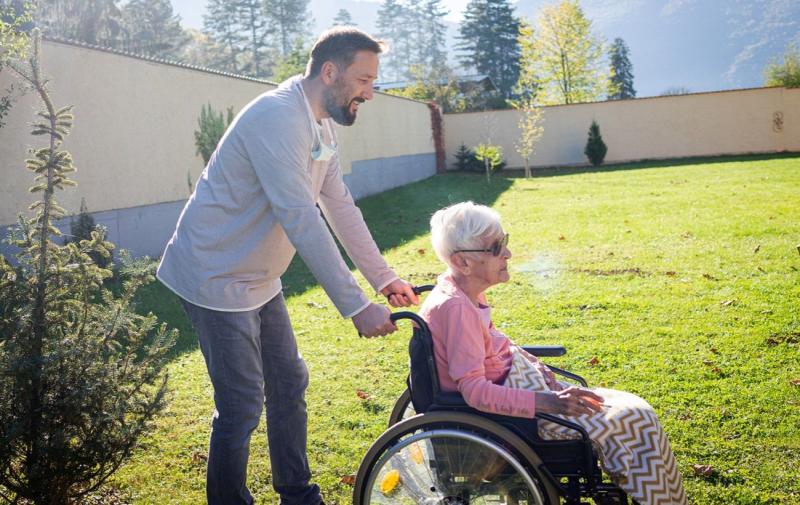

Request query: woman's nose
[{"left": 504, "top": 247, "right": 512, "bottom": 259}]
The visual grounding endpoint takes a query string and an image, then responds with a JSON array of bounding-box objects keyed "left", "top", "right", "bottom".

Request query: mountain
[{"left": 171, "top": 0, "right": 800, "bottom": 98}]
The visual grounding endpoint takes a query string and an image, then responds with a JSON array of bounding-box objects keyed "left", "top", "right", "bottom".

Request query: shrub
[
  {"left": 475, "top": 143, "right": 505, "bottom": 182},
  {"left": 0, "top": 30, "right": 176, "bottom": 504},
  {"left": 584, "top": 120, "right": 607, "bottom": 166},
  {"left": 764, "top": 44, "right": 800, "bottom": 88},
  {"left": 66, "top": 197, "right": 112, "bottom": 269},
  {"left": 194, "top": 102, "right": 234, "bottom": 165}
]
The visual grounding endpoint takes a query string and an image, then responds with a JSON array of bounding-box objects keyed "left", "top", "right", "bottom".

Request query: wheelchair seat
[{"left": 352, "top": 286, "right": 632, "bottom": 505}]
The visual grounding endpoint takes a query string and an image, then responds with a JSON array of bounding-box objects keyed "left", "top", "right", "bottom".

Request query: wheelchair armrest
[
  {"left": 546, "top": 364, "right": 588, "bottom": 387},
  {"left": 432, "top": 391, "right": 470, "bottom": 407},
  {"left": 521, "top": 345, "right": 566, "bottom": 357}
]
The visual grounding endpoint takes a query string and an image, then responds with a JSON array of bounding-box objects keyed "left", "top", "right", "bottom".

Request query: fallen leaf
[
  {"left": 753, "top": 244, "right": 761, "bottom": 254},
  {"left": 796, "top": 244, "right": 800, "bottom": 256},
  {"left": 306, "top": 301, "right": 324, "bottom": 309},
  {"left": 665, "top": 271, "right": 677, "bottom": 277},
  {"left": 340, "top": 473, "right": 356, "bottom": 486},
  {"left": 588, "top": 356, "right": 600, "bottom": 366},
  {"left": 356, "top": 390, "right": 371, "bottom": 400},
  {"left": 710, "top": 347, "right": 719, "bottom": 354},
  {"left": 720, "top": 299, "right": 736, "bottom": 307},
  {"left": 192, "top": 452, "right": 207, "bottom": 464},
  {"left": 790, "top": 379, "right": 800, "bottom": 387},
  {"left": 757, "top": 266, "right": 766, "bottom": 273},
  {"left": 702, "top": 273, "right": 717, "bottom": 280},
  {"left": 417, "top": 248, "right": 426, "bottom": 255},
  {"left": 702, "top": 359, "right": 714, "bottom": 366},
  {"left": 692, "top": 464, "right": 714, "bottom": 477},
  {"left": 558, "top": 235, "right": 566, "bottom": 241}
]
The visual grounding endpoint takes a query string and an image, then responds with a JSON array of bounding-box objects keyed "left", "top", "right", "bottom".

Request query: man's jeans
[{"left": 181, "top": 293, "right": 322, "bottom": 505}]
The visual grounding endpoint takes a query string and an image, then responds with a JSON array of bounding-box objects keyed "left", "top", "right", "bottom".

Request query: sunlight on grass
[{"left": 112, "top": 154, "right": 800, "bottom": 504}]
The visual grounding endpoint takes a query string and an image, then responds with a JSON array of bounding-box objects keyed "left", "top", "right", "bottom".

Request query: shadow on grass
[
  {"left": 501, "top": 151, "right": 800, "bottom": 179},
  {"left": 135, "top": 172, "right": 513, "bottom": 359}
]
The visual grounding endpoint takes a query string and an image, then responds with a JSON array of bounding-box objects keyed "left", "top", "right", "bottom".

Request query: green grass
[{"left": 112, "top": 154, "right": 800, "bottom": 504}]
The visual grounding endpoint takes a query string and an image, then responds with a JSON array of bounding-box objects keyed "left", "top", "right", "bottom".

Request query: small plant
[
  {"left": 453, "top": 143, "right": 484, "bottom": 172},
  {"left": 584, "top": 120, "right": 607, "bottom": 166},
  {"left": 66, "top": 197, "right": 112, "bottom": 268},
  {"left": 0, "top": 30, "right": 176, "bottom": 504},
  {"left": 474, "top": 143, "right": 504, "bottom": 182},
  {"left": 194, "top": 102, "right": 234, "bottom": 165}
]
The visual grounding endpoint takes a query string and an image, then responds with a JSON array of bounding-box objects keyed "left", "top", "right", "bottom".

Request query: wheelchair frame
[{"left": 353, "top": 286, "right": 632, "bottom": 504}]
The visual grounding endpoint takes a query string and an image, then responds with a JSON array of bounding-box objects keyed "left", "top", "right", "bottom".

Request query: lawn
[{"left": 111, "top": 154, "right": 800, "bottom": 504}]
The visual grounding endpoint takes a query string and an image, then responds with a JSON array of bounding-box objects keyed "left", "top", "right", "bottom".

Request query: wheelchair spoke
[{"left": 362, "top": 428, "right": 545, "bottom": 504}]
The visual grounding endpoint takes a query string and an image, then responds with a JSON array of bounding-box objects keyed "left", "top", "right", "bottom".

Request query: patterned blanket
[{"left": 504, "top": 349, "right": 688, "bottom": 505}]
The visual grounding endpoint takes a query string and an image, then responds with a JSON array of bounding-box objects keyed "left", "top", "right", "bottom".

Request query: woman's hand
[{"left": 535, "top": 387, "right": 605, "bottom": 417}]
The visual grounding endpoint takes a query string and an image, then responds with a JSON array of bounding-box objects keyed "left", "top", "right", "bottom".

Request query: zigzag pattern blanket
[{"left": 505, "top": 349, "right": 688, "bottom": 505}]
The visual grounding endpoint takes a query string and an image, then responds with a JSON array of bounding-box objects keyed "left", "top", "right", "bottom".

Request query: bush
[
  {"left": 194, "top": 102, "right": 234, "bottom": 165},
  {"left": 764, "top": 44, "right": 800, "bottom": 88},
  {"left": 475, "top": 143, "right": 505, "bottom": 182},
  {"left": 584, "top": 120, "right": 607, "bottom": 166},
  {"left": 0, "top": 30, "right": 175, "bottom": 504},
  {"left": 454, "top": 143, "right": 480, "bottom": 171},
  {"left": 66, "top": 197, "right": 112, "bottom": 269}
]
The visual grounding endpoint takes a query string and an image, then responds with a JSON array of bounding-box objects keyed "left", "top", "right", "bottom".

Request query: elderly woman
[{"left": 419, "top": 201, "right": 688, "bottom": 505}]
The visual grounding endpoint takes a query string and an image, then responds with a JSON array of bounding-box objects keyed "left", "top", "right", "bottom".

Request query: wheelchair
[{"left": 353, "top": 285, "right": 632, "bottom": 505}]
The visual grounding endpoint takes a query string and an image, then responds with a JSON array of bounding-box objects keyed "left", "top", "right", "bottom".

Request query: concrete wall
[
  {"left": 0, "top": 39, "right": 435, "bottom": 258},
  {"left": 443, "top": 87, "right": 800, "bottom": 169}
]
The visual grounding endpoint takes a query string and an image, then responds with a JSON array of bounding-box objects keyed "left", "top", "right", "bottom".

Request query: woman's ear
[{"left": 449, "top": 253, "right": 470, "bottom": 275}]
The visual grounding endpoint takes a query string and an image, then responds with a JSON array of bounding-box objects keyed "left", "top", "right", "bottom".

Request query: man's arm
[
  {"left": 239, "top": 108, "right": 383, "bottom": 322},
  {"left": 318, "top": 148, "right": 418, "bottom": 306}
]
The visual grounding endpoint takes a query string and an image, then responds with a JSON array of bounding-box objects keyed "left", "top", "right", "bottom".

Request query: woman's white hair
[{"left": 430, "top": 201, "right": 503, "bottom": 267}]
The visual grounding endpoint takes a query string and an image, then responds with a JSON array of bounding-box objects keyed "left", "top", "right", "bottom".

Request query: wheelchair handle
[
  {"left": 389, "top": 311, "right": 429, "bottom": 331},
  {"left": 412, "top": 284, "right": 435, "bottom": 295}
]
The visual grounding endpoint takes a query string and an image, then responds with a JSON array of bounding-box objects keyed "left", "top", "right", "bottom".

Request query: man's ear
[{"left": 320, "top": 61, "right": 339, "bottom": 85}]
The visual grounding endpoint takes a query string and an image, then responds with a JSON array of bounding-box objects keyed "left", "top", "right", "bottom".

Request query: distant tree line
[{"left": 15, "top": 0, "right": 644, "bottom": 107}]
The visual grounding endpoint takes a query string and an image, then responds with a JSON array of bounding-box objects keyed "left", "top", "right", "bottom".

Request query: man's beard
[{"left": 324, "top": 82, "right": 365, "bottom": 126}]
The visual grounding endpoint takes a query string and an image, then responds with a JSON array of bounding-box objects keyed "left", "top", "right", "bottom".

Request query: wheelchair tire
[
  {"left": 387, "top": 387, "right": 414, "bottom": 427},
  {"left": 354, "top": 411, "right": 560, "bottom": 505}
]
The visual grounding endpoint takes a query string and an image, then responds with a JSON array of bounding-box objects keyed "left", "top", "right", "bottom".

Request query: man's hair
[{"left": 305, "top": 27, "right": 387, "bottom": 78}]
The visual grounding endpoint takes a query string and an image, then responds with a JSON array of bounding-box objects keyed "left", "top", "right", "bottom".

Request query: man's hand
[
  {"left": 352, "top": 302, "right": 396, "bottom": 338},
  {"left": 380, "top": 279, "right": 420, "bottom": 307}
]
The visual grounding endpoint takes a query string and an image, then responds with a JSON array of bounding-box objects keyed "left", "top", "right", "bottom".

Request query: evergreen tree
[
  {"left": 1, "top": 0, "right": 31, "bottom": 130},
  {"left": 66, "top": 198, "right": 112, "bottom": 268},
  {"left": 35, "top": 0, "right": 123, "bottom": 47},
  {"left": 202, "top": 0, "right": 243, "bottom": 73},
  {"left": 608, "top": 37, "right": 635, "bottom": 99},
  {"left": 263, "top": 0, "right": 311, "bottom": 58},
  {"left": 1, "top": 30, "right": 175, "bottom": 504},
  {"left": 457, "top": 0, "right": 520, "bottom": 99},
  {"left": 332, "top": 8, "right": 354, "bottom": 26},
  {"left": 376, "top": 0, "right": 411, "bottom": 81},
  {"left": 271, "top": 38, "right": 309, "bottom": 81},
  {"left": 237, "top": 0, "right": 271, "bottom": 77},
  {"left": 421, "top": 0, "right": 448, "bottom": 72},
  {"left": 194, "top": 102, "right": 234, "bottom": 165},
  {"left": 521, "top": 0, "right": 606, "bottom": 105},
  {"left": 121, "top": 0, "right": 190, "bottom": 59},
  {"left": 584, "top": 120, "right": 607, "bottom": 166}
]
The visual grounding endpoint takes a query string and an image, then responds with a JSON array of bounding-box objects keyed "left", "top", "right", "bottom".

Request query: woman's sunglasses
[{"left": 454, "top": 233, "right": 509, "bottom": 257}]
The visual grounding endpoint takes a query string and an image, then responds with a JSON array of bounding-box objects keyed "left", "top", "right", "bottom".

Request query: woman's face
[{"left": 464, "top": 231, "right": 512, "bottom": 287}]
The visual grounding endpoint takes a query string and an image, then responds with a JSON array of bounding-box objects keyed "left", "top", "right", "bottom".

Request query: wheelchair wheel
[
  {"left": 355, "top": 411, "right": 559, "bottom": 505},
  {"left": 387, "top": 387, "right": 415, "bottom": 427}
]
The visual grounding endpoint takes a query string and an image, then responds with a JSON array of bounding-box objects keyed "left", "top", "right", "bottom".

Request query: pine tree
[
  {"left": 521, "top": 0, "right": 606, "bottom": 105},
  {"left": 608, "top": 37, "right": 635, "bottom": 99},
  {"left": 121, "top": 0, "right": 190, "bottom": 59},
  {"left": 376, "top": 0, "right": 411, "bottom": 81},
  {"left": 202, "top": 0, "right": 243, "bottom": 73},
  {"left": 0, "top": 30, "right": 175, "bottom": 504},
  {"left": 237, "top": 0, "right": 271, "bottom": 77},
  {"left": 263, "top": 0, "right": 311, "bottom": 58},
  {"left": 421, "top": 0, "right": 448, "bottom": 73},
  {"left": 457, "top": 0, "right": 521, "bottom": 99},
  {"left": 35, "top": 0, "right": 124, "bottom": 47},
  {"left": 332, "top": 8, "right": 354, "bottom": 26},
  {"left": 584, "top": 120, "right": 607, "bottom": 166}
]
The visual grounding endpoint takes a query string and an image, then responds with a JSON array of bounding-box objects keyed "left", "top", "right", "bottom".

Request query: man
[{"left": 157, "top": 27, "right": 418, "bottom": 505}]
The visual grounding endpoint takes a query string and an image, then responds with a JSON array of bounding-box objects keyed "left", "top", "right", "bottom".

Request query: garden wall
[
  {"left": 443, "top": 86, "right": 800, "bottom": 169},
  {"left": 0, "top": 38, "right": 435, "bottom": 258}
]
